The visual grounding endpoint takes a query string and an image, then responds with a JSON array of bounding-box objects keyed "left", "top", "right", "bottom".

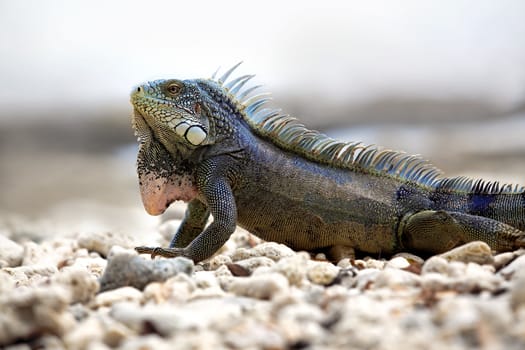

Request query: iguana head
[
  {"left": 131, "top": 79, "right": 213, "bottom": 152},
  {"left": 130, "top": 77, "right": 243, "bottom": 215},
  {"left": 130, "top": 79, "right": 213, "bottom": 215}
]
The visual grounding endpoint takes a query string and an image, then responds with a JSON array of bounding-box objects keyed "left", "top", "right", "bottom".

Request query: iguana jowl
[{"left": 131, "top": 64, "right": 525, "bottom": 262}]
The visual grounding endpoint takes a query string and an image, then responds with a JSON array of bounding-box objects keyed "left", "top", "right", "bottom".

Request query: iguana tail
[
  {"left": 398, "top": 178, "right": 525, "bottom": 254},
  {"left": 399, "top": 210, "right": 525, "bottom": 254},
  {"left": 431, "top": 177, "right": 525, "bottom": 231}
]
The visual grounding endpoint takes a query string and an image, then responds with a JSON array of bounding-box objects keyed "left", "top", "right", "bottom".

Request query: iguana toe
[{"left": 135, "top": 246, "right": 184, "bottom": 259}]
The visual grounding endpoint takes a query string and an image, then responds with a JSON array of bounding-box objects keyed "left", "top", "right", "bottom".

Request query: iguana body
[{"left": 131, "top": 64, "right": 525, "bottom": 262}]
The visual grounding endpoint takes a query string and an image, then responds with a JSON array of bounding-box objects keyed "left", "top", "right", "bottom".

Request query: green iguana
[{"left": 131, "top": 63, "right": 525, "bottom": 262}]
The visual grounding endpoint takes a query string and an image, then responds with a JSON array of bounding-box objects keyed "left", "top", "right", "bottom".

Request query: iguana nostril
[{"left": 137, "top": 86, "right": 142, "bottom": 93}]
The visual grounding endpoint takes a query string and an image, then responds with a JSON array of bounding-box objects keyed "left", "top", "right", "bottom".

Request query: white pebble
[
  {"left": 439, "top": 241, "right": 494, "bottom": 265},
  {"left": 52, "top": 266, "right": 99, "bottom": 303},
  {"left": 271, "top": 252, "right": 310, "bottom": 286},
  {"left": 228, "top": 273, "right": 289, "bottom": 300},
  {"left": 207, "top": 254, "right": 233, "bottom": 270},
  {"left": 77, "top": 231, "right": 135, "bottom": 257},
  {"left": 232, "top": 242, "right": 295, "bottom": 262},
  {"left": 386, "top": 256, "right": 411, "bottom": 269},
  {"left": 306, "top": 261, "right": 339, "bottom": 285},
  {"left": 234, "top": 256, "right": 275, "bottom": 273},
  {"left": 510, "top": 269, "right": 525, "bottom": 311},
  {"left": 0, "top": 285, "right": 75, "bottom": 345},
  {"left": 94, "top": 287, "right": 143, "bottom": 308},
  {"left": 421, "top": 256, "right": 449, "bottom": 275},
  {"left": 0, "top": 234, "right": 24, "bottom": 267},
  {"left": 354, "top": 268, "right": 381, "bottom": 290},
  {"left": 374, "top": 268, "right": 421, "bottom": 289},
  {"left": 500, "top": 254, "right": 525, "bottom": 280}
]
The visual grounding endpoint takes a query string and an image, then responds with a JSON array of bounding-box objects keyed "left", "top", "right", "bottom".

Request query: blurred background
[{"left": 1, "top": 0, "right": 525, "bottom": 237}]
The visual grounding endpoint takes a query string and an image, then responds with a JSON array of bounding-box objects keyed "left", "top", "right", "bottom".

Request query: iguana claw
[{"left": 135, "top": 246, "right": 184, "bottom": 259}]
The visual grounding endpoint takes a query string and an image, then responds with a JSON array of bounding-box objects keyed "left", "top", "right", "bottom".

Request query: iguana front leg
[
  {"left": 136, "top": 157, "right": 238, "bottom": 262},
  {"left": 398, "top": 210, "right": 525, "bottom": 254},
  {"left": 169, "top": 199, "right": 210, "bottom": 248}
]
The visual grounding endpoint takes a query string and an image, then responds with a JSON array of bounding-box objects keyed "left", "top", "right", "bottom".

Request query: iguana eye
[{"left": 166, "top": 83, "right": 182, "bottom": 95}]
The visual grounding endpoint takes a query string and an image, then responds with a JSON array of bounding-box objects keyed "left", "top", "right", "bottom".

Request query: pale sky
[{"left": 1, "top": 0, "right": 525, "bottom": 118}]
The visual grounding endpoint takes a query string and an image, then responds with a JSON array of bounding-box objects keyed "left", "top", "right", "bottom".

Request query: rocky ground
[
  {"left": 1, "top": 213, "right": 525, "bottom": 350},
  {"left": 2, "top": 110, "right": 525, "bottom": 349}
]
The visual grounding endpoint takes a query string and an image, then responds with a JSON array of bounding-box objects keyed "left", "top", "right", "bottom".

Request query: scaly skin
[{"left": 130, "top": 68, "right": 525, "bottom": 262}]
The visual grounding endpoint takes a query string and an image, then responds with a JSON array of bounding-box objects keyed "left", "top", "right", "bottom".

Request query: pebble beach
[{"left": 2, "top": 214, "right": 525, "bottom": 349}]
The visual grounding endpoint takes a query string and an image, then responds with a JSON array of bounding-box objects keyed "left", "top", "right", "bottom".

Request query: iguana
[{"left": 131, "top": 63, "right": 525, "bottom": 263}]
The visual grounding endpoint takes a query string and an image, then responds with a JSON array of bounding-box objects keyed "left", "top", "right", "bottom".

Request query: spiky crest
[{"left": 210, "top": 64, "right": 525, "bottom": 195}]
